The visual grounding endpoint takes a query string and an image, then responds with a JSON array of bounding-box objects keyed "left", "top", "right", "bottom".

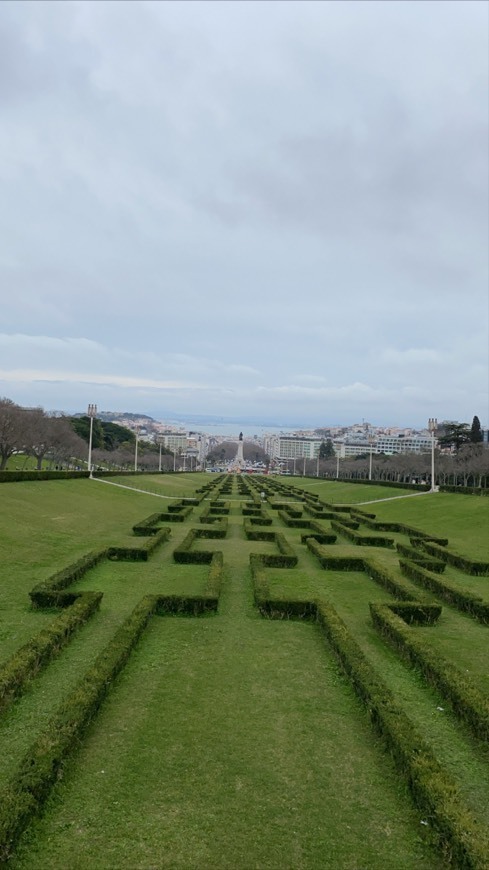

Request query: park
[{"left": 0, "top": 471, "right": 488, "bottom": 868}]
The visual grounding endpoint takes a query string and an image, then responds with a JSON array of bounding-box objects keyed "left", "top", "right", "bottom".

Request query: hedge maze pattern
[{"left": 1, "top": 473, "right": 489, "bottom": 865}]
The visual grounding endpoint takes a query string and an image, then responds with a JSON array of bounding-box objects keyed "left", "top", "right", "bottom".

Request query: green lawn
[{"left": 1, "top": 473, "right": 488, "bottom": 868}]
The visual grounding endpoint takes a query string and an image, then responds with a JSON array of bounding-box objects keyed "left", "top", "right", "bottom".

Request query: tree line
[{"left": 0, "top": 399, "right": 172, "bottom": 471}]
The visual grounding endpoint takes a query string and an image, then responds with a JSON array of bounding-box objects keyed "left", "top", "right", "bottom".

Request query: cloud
[{"left": 0, "top": 1, "right": 487, "bottom": 427}]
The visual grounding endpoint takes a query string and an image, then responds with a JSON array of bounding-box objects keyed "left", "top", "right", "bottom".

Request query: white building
[{"left": 266, "top": 435, "right": 322, "bottom": 460}]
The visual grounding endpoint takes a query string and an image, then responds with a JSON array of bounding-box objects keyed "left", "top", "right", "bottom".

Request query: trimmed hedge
[
  {"left": 250, "top": 554, "right": 312, "bottom": 619},
  {"left": 399, "top": 559, "right": 489, "bottom": 624},
  {"left": 0, "top": 471, "right": 89, "bottom": 482},
  {"left": 244, "top": 523, "right": 276, "bottom": 542},
  {"left": 439, "top": 485, "right": 489, "bottom": 496},
  {"left": 0, "top": 592, "right": 102, "bottom": 714},
  {"left": 364, "top": 557, "right": 432, "bottom": 603},
  {"left": 155, "top": 552, "right": 223, "bottom": 614},
  {"left": 301, "top": 532, "right": 337, "bottom": 545},
  {"left": 30, "top": 548, "right": 108, "bottom": 608},
  {"left": 132, "top": 512, "right": 165, "bottom": 535},
  {"left": 377, "top": 601, "right": 442, "bottom": 626},
  {"left": 316, "top": 600, "right": 489, "bottom": 868},
  {"left": 0, "top": 595, "right": 157, "bottom": 861},
  {"left": 306, "top": 539, "right": 366, "bottom": 571},
  {"left": 277, "top": 510, "right": 313, "bottom": 529},
  {"left": 173, "top": 528, "right": 223, "bottom": 564},
  {"left": 419, "top": 542, "right": 489, "bottom": 576},
  {"left": 396, "top": 543, "right": 446, "bottom": 573},
  {"left": 331, "top": 520, "right": 394, "bottom": 549},
  {"left": 248, "top": 532, "right": 298, "bottom": 568},
  {"left": 369, "top": 602, "right": 489, "bottom": 744}
]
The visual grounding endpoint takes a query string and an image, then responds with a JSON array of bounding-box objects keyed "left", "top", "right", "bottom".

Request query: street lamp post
[
  {"left": 428, "top": 418, "right": 438, "bottom": 492},
  {"left": 87, "top": 404, "right": 97, "bottom": 478},
  {"left": 158, "top": 438, "right": 163, "bottom": 472},
  {"left": 316, "top": 452, "right": 319, "bottom": 478},
  {"left": 368, "top": 434, "right": 375, "bottom": 481},
  {"left": 134, "top": 426, "right": 139, "bottom": 472}
]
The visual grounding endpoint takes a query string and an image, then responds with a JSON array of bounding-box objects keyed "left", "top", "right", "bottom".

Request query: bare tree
[{"left": 0, "top": 398, "right": 26, "bottom": 469}]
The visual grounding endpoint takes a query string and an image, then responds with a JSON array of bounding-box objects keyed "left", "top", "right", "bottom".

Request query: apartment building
[{"left": 265, "top": 435, "right": 322, "bottom": 460}]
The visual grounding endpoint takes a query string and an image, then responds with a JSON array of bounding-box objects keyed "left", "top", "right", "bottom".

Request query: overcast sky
[{"left": 1, "top": 0, "right": 487, "bottom": 428}]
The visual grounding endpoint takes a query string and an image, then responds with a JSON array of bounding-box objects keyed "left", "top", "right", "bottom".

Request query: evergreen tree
[
  {"left": 470, "top": 415, "right": 483, "bottom": 443},
  {"left": 437, "top": 421, "right": 470, "bottom": 452},
  {"left": 319, "top": 439, "right": 335, "bottom": 459}
]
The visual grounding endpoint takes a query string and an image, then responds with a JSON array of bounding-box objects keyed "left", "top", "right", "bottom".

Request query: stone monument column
[{"left": 236, "top": 432, "right": 245, "bottom": 467}]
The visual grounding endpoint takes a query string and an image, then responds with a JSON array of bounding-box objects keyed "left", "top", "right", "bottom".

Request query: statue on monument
[{"left": 236, "top": 432, "right": 245, "bottom": 468}]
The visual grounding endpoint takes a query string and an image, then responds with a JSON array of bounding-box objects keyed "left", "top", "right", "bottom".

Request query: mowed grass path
[{"left": 10, "top": 499, "right": 439, "bottom": 869}]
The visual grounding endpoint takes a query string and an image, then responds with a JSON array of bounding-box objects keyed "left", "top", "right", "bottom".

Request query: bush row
[
  {"left": 155, "top": 552, "right": 224, "bottom": 615},
  {"left": 439, "top": 485, "right": 489, "bottom": 496},
  {"left": 249, "top": 532, "right": 298, "bottom": 568},
  {"left": 132, "top": 512, "right": 166, "bottom": 535},
  {"left": 249, "top": 554, "right": 313, "bottom": 619},
  {"left": 316, "top": 600, "right": 488, "bottom": 867},
  {"left": 0, "top": 471, "right": 89, "bottom": 483},
  {"left": 381, "top": 602, "right": 442, "bottom": 625},
  {"left": 369, "top": 601, "right": 489, "bottom": 745},
  {"left": 305, "top": 538, "right": 366, "bottom": 571},
  {"left": 419, "top": 542, "right": 489, "bottom": 576},
  {"left": 248, "top": 514, "right": 273, "bottom": 526},
  {"left": 364, "top": 557, "right": 432, "bottom": 603},
  {"left": 173, "top": 529, "right": 222, "bottom": 564},
  {"left": 356, "top": 515, "right": 448, "bottom": 545},
  {"left": 277, "top": 510, "right": 313, "bottom": 529},
  {"left": 30, "top": 548, "right": 108, "bottom": 608},
  {"left": 244, "top": 523, "right": 276, "bottom": 542},
  {"left": 0, "top": 592, "right": 102, "bottom": 715},
  {"left": 301, "top": 532, "right": 338, "bottom": 545},
  {"left": 396, "top": 543, "right": 446, "bottom": 573},
  {"left": 399, "top": 559, "right": 489, "bottom": 624},
  {"left": 0, "top": 595, "right": 157, "bottom": 861},
  {"left": 332, "top": 478, "right": 431, "bottom": 491},
  {"left": 330, "top": 520, "right": 394, "bottom": 549}
]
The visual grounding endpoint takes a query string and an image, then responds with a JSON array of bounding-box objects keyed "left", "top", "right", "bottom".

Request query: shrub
[
  {"left": 30, "top": 549, "right": 108, "bottom": 608},
  {"left": 399, "top": 559, "right": 489, "bottom": 624},
  {"left": 316, "top": 600, "right": 489, "bottom": 867},
  {"left": 419, "top": 542, "right": 489, "bottom": 576},
  {"left": 0, "top": 592, "right": 102, "bottom": 714},
  {"left": 0, "top": 596, "right": 157, "bottom": 861},
  {"left": 370, "top": 601, "right": 489, "bottom": 743}
]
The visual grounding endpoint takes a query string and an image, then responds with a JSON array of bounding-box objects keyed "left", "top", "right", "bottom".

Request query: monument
[{"left": 236, "top": 431, "right": 245, "bottom": 468}]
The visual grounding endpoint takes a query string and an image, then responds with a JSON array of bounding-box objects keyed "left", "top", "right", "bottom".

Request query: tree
[
  {"left": 319, "top": 439, "right": 335, "bottom": 459},
  {"left": 24, "top": 408, "right": 55, "bottom": 470},
  {"left": 437, "top": 421, "right": 471, "bottom": 452},
  {"left": 69, "top": 415, "right": 105, "bottom": 449},
  {"left": 470, "top": 416, "right": 483, "bottom": 443},
  {"left": 0, "top": 398, "right": 25, "bottom": 469}
]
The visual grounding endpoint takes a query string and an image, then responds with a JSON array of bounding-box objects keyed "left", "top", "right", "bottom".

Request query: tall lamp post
[
  {"left": 368, "top": 434, "right": 375, "bottom": 481},
  {"left": 428, "top": 418, "right": 438, "bottom": 492},
  {"left": 158, "top": 437, "right": 163, "bottom": 472},
  {"left": 87, "top": 404, "right": 97, "bottom": 478},
  {"left": 134, "top": 426, "right": 139, "bottom": 472}
]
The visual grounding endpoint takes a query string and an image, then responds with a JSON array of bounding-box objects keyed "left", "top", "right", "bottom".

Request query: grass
[{"left": 1, "top": 473, "right": 488, "bottom": 867}]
